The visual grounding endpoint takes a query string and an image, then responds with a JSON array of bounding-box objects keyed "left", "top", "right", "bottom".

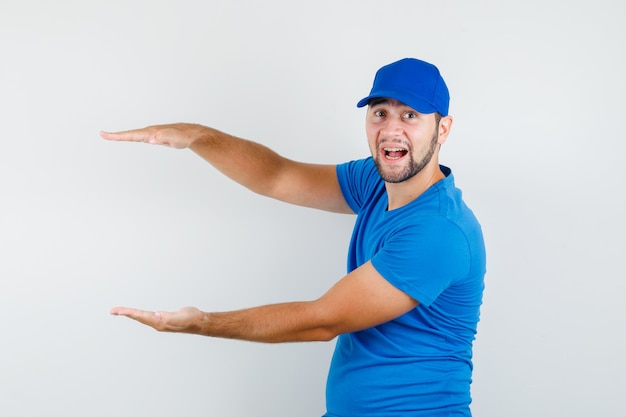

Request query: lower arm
[
  {"left": 189, "top": 128, "right": 286, "bottom": 197},
  {"left": 197, "top": 302, "right": 337, "bottom": 343}
]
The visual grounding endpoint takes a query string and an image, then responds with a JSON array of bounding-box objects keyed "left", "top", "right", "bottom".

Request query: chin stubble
[{"left": 374, "top": 130, "right": 439, "bottom": 183}]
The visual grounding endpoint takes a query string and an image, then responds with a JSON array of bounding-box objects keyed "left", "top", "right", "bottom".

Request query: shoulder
[
  {"left": 337, "top": 157, "right": 383, "bottom": 211},
  {"left": 337, "top": 157, "right": 378, "bottom": 180}
]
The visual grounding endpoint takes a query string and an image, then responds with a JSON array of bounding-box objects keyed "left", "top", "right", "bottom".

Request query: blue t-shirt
[{"left": 324, "top": 157, "right": 486, "bottom": 417}]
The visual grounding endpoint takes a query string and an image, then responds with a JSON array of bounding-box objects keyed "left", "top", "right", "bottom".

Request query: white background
[{"left": 1, "top": 1, "right": 624, "bottom": 416}]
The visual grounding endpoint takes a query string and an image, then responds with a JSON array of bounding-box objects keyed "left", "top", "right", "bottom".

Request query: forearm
[
  {"left": 189, "top": 126, "right": 289, "bottom": 198},
  {"left": 197, "top": 301, "right": 337, "bottom": 343},
  {"left": 196, "top": 261, "right": 421, "bottom": 343},
  {"left": 188, "top": 126, "right": 349, "bottom": 212}
]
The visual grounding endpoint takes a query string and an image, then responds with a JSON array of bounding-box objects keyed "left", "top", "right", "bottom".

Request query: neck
[{"left": 385, "top": 164, "right": 445, "bottom": 211}]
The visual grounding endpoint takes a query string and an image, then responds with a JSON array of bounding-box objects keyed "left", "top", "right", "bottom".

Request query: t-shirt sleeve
[
  {"left": 370, "top": 219, "right": 472, "bottom": 307},
  {"left": 336, "top": 157, "right": 380, "bottom": 213}
]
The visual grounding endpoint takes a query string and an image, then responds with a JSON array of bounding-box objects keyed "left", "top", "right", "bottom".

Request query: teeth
[{"left": 384, "top": 147, "right": 405, "bottom": 151}]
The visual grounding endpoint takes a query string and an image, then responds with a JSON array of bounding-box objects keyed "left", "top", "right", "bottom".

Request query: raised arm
[
  {"left": 100, "top": 123, "right": 352, "bottom": 214},
  {"left": 110, "top": 261, "right": 419, "bottom": 343}
]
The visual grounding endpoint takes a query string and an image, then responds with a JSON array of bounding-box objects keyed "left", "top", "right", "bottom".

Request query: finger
[
  {"left": 110, "top": 306, "right": 164, "bottom": 328},
  {"left": 110, "top": 306, "right": 139, "bottom": 316},
  {"left": 100, "top": 129, "right": 156, "bottom": 144}
]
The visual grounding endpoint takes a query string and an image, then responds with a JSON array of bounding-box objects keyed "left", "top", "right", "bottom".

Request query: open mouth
[{"left": 383, "top": 147, "right": 408, "bottom": 161}]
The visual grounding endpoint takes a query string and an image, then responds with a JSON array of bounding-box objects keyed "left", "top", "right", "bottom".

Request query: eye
[
  {"left": 403, "top": 111, "right": 417, "bottom": 119},
  {"left": 374, "top": 109, "right": 385, "bottom": 117}
]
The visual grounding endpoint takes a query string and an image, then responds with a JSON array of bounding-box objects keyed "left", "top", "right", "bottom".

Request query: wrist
[{"left": 195, "top": 311, "right": 210, "bottom": 336}]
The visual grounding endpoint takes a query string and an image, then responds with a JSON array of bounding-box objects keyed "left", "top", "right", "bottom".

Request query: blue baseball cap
[{"left": 357, "top": 58, "right": 450, "bottom": 116}]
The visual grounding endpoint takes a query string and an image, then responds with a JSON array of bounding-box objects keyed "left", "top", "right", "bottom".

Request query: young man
[{"left": 102, "top": 57, "right": 486, "bottom": 416}]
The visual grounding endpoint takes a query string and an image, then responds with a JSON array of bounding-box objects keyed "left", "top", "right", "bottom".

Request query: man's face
[{"left": 365, "top": 98, "right": 441, "bottom": 183}]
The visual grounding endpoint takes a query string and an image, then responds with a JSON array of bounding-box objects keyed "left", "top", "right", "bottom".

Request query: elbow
[
  {"left": 297, "top": 321, "right": 342, "bottom": 343},
  {"left": 298, "top": 300, "right": 348, "bottom": 342},
  {"left": 315, "top": 327, "right": 340, "bottom": 342},
  {"left": 308, "top": 318, "right": 350, "bottom": 342}
]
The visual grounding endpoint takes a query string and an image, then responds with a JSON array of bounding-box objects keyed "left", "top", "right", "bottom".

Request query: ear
[{"left": 437, "top": 115, "right": 453, "bottom": 145}]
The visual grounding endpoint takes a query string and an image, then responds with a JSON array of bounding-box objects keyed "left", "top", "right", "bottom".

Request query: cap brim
[{"left": 356, "top": 90, "right": 439, "bottom": 114}]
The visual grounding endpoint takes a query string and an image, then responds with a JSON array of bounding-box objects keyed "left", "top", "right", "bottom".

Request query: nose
[{"left": 381, "top": 117, "right": 403, "bottom": 137}]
